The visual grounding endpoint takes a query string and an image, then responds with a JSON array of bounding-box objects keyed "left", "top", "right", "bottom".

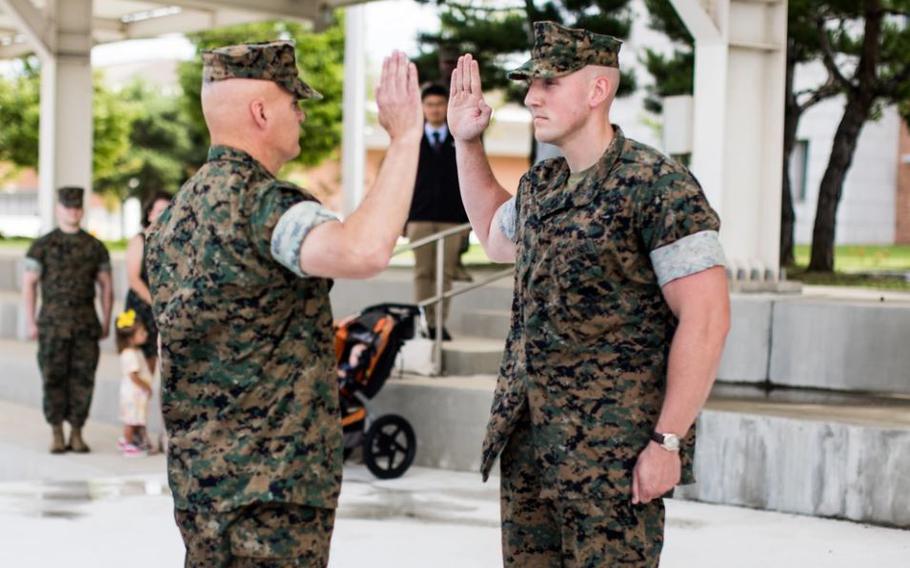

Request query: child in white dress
[{"left": 115, "top": 309, "right": 154, "bottom": 457}]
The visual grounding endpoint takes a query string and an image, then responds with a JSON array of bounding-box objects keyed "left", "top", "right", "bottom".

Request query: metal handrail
[
  {"left": 392, "top": 223, "right": 472, "bottom": 256},
  {"left": 394, "top": 222, "right": 512, "bottom": 375}
]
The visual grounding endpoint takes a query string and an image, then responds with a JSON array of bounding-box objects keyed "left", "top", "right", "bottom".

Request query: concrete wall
[
  {"left": 716, "top": 295, "right": 773, "bottom": 383},
  {"left": 678, "top": 410, "right": 910, "bottom": 527},
  {"left": 769, "top": 299, "right": 910, "bottom": 393}
]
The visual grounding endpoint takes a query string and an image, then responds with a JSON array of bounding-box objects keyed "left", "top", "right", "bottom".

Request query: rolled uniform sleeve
[
  {"left": 496, "top": 173, "right": 527, "bottom": 244},
  {"left": 24, "top": 247, "right": 43, "bottom": 275},
  {"left": 250, "top": 181, "right": 339, "bottom": 278},
  {"left": 96, "top": 242, "right": 111, "bottom": 275},
  {"left": 638, "top": 171, "right": 726, "bottom": 287},
  {"left": 497, "top": 197, "right": 518, "bottom": 243}
]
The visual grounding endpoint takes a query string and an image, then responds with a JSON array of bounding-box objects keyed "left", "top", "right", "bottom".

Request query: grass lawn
[
  {"left": 787, "top": 245, "right": 910, "bottom": 291},
  {"left": 792, "top": 245, "right": 910, "bottom": 272}
]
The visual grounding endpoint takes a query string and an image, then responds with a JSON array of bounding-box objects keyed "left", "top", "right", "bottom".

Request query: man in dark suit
[{"left": 406, "top": 83, "right": 470, "bottom": 340}]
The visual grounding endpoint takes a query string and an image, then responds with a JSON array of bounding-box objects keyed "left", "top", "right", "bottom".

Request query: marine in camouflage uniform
[
  {"left": 24, "top": 186, "right": 113, "bottom": 453},
  {"left": 146, "top": 42, "right": 342, "bottom": 567},
  {"left": 450, "top": 22, "right": 729, "bottom": 567}
]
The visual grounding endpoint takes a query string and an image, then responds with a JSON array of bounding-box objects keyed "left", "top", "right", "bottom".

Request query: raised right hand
[
  {"left": 375, "top": 51, "right": 422, "bottom": 142},
  {"left": 448, "top": 54, "right": 493, "bottom": 142}
]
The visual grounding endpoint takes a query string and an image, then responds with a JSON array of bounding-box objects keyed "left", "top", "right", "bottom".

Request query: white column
[
  {"left": 341, "top": 5, "right": 366, "bottom": 217},
  {"left": 22, "top": 0, "right": 94, "bottom": 233},
  {"left": 670, "top": 0, "right": 788, "bottom": 280}
]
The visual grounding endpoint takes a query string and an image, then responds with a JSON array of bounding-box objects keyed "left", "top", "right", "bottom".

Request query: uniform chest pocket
[{"left": 542, "top": 236, "right": 616, "bottom": 347}]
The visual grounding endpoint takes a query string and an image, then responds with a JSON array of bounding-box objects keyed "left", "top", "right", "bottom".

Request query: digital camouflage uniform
[
  {"left": 146, "top": 41, "right": 342, "bottom": 568},
  {"left": 480, "top": 22, "right": 726, "bottom": 567},
  {"left": 25, "top": 186, "right": 110, "bottom": 429}
]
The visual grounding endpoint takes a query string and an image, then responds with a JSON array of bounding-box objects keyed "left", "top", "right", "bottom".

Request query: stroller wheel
[{"left": 363, "top": 414, "right": 416, "bottom": 479}]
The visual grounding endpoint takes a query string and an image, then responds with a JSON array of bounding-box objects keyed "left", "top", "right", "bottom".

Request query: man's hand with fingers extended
[
  {"left": 448, "top": 54, "right": 494, "bottom": 143},
  {"left": 376, "top": 50, "right": 423, "bottom": 144}
]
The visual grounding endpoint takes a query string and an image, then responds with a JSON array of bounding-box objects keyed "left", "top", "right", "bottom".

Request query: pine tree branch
[
  {"left": 795, "top": 79, "right": 841, "bottom": 113},
  {"left": 877, "top": 62, "right": 910, "bottom": 98},
  {"left": 815, "top": 16, "right": 854, "bottom": 91}
]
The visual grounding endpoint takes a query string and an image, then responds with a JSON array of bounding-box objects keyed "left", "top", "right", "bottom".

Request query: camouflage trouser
[
  {"left": 500, "top": 417, "right": 664, "bottom": 568},
  {"left": 37, "top": 334, "right": 99, "bottom": 427},
  {"left": 175, "top": 503, "right": 335, "bottom": 567}
]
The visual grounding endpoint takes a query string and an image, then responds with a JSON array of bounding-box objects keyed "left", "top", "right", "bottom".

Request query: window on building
[{"left": 789, "top": 140, "right": 809, "bottom": 202}]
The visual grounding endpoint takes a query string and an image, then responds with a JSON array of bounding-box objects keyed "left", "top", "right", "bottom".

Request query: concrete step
[
  {"left": 452, "top": 309, "right": 511, "bottom": 340},
  {"left": 378, "top": 379, "right": 910, "bottom": 528},
  {"left": 441, "top": 336, "right": 504, "bottom": 376}
]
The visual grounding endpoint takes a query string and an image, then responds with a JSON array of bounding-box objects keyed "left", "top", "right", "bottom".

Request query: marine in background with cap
[
  {"left": 23, "top": 186, "right": 114, "bottom": 454},
  {"left": 145, "top": 42, "right": 422, "bottom": 566},
  {"left": 448, "top": 22, "right": 731, "bottom": 566}
]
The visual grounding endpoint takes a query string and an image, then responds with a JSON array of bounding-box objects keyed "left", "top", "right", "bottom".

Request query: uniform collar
[
  {"left": 534, "top": 125, "right": 626, "bottom": 218},
  {"left": 207, "top": 145, "right": 272, "bottom": 175},
  {"left": 593, "top": 124, "right": 625, "bottom": 180}
]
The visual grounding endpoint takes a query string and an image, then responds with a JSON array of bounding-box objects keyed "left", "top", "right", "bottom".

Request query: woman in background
[{"left": 124, "top": 190, "right": 171, "bottom": 373}]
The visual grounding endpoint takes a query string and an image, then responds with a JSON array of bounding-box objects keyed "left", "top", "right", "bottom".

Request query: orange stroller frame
[{"left": 335, "top": 303, "right": 420, "bottom": 479}]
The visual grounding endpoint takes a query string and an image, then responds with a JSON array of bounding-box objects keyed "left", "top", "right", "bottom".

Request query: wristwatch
[{"left": 651, "top": 432, "right": 681, "bottom": 452}]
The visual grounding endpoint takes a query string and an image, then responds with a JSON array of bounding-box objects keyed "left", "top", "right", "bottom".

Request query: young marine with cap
[
  {"left": 447, "top": 22, "right": 731, "bottom": 566},
  {"left": 146, "top": 42, "right": 423, "bottom": 566},
  {"left": 23, "top": 186, "right": 114, "bottom": 454}
]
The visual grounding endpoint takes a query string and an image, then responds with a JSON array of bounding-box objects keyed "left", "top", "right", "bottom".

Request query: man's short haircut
[{"left": 421, "top": 83, "right": 448, "bottom": 101}]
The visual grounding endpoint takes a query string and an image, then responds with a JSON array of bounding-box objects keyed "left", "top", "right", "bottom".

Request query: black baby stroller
[{"left": 335, "top": 303, "right": 420, "bottom": 479}]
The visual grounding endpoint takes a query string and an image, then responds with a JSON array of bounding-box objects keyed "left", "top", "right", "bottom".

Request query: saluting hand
[
  {"left": 448, "top": 54, "right": 493, "bottom": 143},
  {"left": 375, "top": 51, "right": 422, "bottom": 142}
]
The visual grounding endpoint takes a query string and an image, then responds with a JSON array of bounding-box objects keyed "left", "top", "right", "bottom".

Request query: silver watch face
[{"left": 661, "top": 433, "right": 680, "bottom": 451}]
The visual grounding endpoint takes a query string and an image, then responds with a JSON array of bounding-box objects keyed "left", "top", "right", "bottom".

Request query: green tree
[
  {"left": 177, "top": 17, "right": 345, "bottom": 173},
  {"left": 808, "top": 0, "right": 910, "bottom": 272},
  {"left": 640, "top": 0, "right": 693, "bottom": 114},
  {"left": 93, "top": 80, "right": 193, "bottom": 201},
  {"left": 0, "top": 59, "right": 41, "bottom": 169},
  {"left": 0, "top": 59, "right": 137, "bottom": 198},
  {"left": 640, "top": 0, "right": 846, "bottom": 268},
  {"left": 414, "top": 0, "right": 638, "bottom": 161}
]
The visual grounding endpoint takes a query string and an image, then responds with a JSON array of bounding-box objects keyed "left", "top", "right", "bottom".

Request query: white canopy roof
[{"left": 0, "top": 0, "right": 360, "bottom": 59}]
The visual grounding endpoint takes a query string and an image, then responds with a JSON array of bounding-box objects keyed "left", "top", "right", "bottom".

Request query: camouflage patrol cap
[
  {"left": 202, "top": 41, "right": 322, "bottom": 100},
  {"left": 57, "top": 186, "right": 84, "bottom": 208},
  {"left": 508, "top": 21, "right": 622, "bottom": 81}
]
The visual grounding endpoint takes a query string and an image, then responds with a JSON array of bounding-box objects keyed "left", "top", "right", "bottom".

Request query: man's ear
[
  {"left": 249, "top": 98, "right": 269, "bottom": 130},
  {"left": 589, "top": 75, "right": 612, "bottom": 108}
]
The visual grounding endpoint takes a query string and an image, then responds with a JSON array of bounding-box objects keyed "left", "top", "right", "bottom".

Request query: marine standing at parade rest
[
  {"left": 146, "top": 42, "right": 422, "bottom": 567},
  {"left": 447, "top": 22, "right": 731, "bottom": 567},
  {"left": 23, "top": 186, "right": 114, "bottom": 454}
]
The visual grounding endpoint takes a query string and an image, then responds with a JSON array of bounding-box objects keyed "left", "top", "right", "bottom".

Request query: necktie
[{"left": 432, "top": 131, "right": 442, "bottom": 150}]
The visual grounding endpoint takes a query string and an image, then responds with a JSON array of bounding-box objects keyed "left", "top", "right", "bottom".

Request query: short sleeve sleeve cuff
[
  {"left": 497, "top": 197, "right": 518, "bottom": 243},
  {"left": 98, "top": 262, "right": 112, "bottom": 274},
  {"left": 650, "top": 230, "right": 726, "bottom": 287},
  {"left": 270, "top": 200, "right": 340, "bottom": 278},
  {"left": 23, "top": 257, "right": 42, "bottom": 274}
]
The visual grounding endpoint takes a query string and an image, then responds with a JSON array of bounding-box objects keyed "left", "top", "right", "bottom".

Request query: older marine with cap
[
  {"left": 448, "top": 21, "right": 731, "bottom": 566},
  {"left": 146, "top": 40, "right": 423, "bottom": 567}
]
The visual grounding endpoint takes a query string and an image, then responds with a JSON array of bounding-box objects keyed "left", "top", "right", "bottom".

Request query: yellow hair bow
[{"left": 116, "top": 309, "right": 137, "bottom": 330}]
